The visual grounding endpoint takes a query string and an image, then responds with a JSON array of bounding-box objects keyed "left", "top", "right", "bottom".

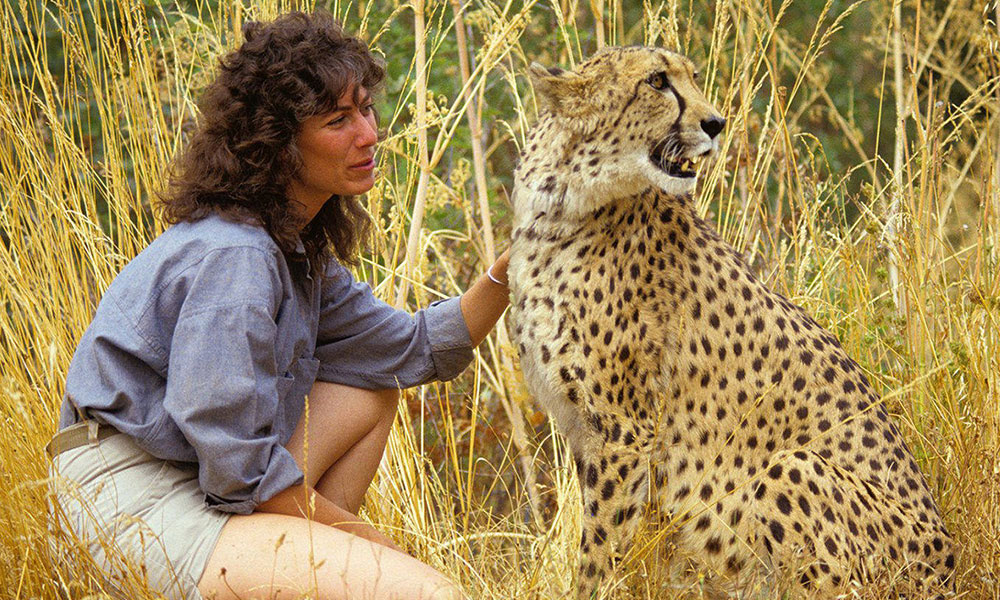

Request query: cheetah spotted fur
[{"left": 508, "top": 46, "right": 954, "bottom": 597}]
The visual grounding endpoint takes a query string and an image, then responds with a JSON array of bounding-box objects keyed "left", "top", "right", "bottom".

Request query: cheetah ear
[{"left": 529, "top": 62, "right": 595, "bottom": 121}]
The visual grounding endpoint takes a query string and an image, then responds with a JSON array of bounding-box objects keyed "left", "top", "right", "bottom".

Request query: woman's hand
[
  {"left": 486, "top": 248, "right": 510, "bottom": 286},
  {"left": 340, "top": 519, "right": 405, "bottom": 553},
  {"left": 257, "top": 484, "right": 405, "bottom": 553},
  {"left": 459, "top": 249, "right": 512, "bottom": 346}
]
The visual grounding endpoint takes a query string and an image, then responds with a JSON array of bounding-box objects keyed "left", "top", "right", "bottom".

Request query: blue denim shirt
[{"left": 59, "top": 213, "right": 474, "bottom": 514}]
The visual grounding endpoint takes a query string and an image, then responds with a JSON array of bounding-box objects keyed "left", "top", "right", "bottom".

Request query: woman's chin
[{"left": 338, "top": 177, "right": 376, "bottom": 197}]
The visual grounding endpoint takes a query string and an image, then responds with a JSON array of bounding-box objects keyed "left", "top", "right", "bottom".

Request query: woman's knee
[
  {"left": 305, "top": 382, "right": 399, "bottom": 424},
  {"left": 309, "top": 381, "right": 398, "bottom": 406},
  {"left": 425, "top": 582, "right": 467, "bottom": 600},
  {"left": 371, "top": 387, "right": 400, "bottom": 421},
  {"left": 202, "top": 513, "right": 467, "bottom": 600}
]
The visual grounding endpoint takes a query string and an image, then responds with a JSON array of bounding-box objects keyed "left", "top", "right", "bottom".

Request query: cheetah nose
[{"left": 701, "top": 116, "right": 726, "bottom": 139}]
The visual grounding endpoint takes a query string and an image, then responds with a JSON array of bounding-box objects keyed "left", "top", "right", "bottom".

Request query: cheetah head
[{"left": 527, "top": 47, "right": 725, "bottom": 201}]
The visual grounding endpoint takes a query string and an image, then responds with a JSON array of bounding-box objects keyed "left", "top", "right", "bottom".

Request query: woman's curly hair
[{"left": 160, "top": 10, "right": 384, "bottom": 274}]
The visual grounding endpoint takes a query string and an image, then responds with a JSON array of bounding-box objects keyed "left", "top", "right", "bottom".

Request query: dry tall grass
[{"left": 1, "top": 0, "right": 997, "bottom": 598}]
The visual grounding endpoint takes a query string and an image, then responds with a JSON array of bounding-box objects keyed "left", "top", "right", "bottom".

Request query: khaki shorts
[{"left": 49, "top": 425, "right": 230, "bottom": 600}]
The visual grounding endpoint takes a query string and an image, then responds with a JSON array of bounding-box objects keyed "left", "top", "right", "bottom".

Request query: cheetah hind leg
[
  {"left": 748, "top": 449, "right": 953, "bottom": 596},
  {"left": 573, "top": 445, "right": 651, "bottom": 599},
  {"left": 746, "top": 449, "right": 875, "bottom": 593}
]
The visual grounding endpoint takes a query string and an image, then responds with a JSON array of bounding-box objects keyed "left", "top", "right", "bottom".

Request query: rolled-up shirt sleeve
[
  {"left": 162, "top": 247, "right": 303, "bottom": 514},
  {"left": 315, "top": 261, "right": 474, "bottom": 389}
]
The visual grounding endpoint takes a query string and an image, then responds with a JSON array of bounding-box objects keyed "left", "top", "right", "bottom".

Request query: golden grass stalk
[
  {"left": 449, "top": 0, "right": 496, "bottom": 265},
  {"left": 888, "top": 0, "right": 907, "bottom": 313},
  {"left": 395, "top": 0, "right": 432, "bottom": 308}
]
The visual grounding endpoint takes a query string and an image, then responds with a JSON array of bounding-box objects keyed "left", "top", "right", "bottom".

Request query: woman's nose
[{"left": 356, "top": 114, "right": 378, "bottom": 147}]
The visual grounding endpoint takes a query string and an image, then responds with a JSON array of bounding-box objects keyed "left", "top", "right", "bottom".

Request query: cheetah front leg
[{"left": 573, "top": 440, "right": 651, "bottom": 598}]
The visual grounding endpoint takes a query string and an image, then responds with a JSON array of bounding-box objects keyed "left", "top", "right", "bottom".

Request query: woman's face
[{"left": 289, "top": 83, "right": 378, "bottom": 222}]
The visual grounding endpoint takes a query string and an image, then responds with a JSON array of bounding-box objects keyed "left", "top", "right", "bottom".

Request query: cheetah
[{"left": 508, "top": 47, "right": 954, "bottom": 597}]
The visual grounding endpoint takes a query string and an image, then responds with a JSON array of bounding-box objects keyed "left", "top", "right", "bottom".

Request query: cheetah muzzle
[
  {"left": 508, "top": 46, "right": 955, "bottom": 598},
  {"left": 649, "top": 138, "right": 705, "bottom": 179}
]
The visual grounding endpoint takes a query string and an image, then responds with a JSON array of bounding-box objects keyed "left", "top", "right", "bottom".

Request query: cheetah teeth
[{"left": 679, "top": 157, "right": 701, "bottom": 171}]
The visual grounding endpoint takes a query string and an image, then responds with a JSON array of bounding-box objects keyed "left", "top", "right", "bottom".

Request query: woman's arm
[
  {"left": 314, "top": 249, "right": 510, "bottom": 389},
  {"left": 459, "top": 249, "right": 511, "bottom": 347}
]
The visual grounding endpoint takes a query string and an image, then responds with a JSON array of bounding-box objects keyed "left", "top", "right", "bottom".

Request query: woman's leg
[
  {"left": 198, "top": 512, "right": 461, "bottom": 600},
  {"left": 285, "top": 382, "right": 399, "bottom": 513},
  {"left": 198, "top": 383, "right": 462, "bottom": 599}
]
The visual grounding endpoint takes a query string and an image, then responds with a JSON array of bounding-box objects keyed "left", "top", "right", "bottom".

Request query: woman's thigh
[{"left": 198, "top": 511, "right": 462, "bottom": 600}]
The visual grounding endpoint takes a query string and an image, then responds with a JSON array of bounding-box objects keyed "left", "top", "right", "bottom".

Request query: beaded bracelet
[{"left": 486, "top": 263, "right": 508, "bottom": 286}]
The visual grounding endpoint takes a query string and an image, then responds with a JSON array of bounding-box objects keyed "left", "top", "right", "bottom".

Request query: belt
[{"left": 46, "top": 420, "right": 120, "bottom": 458}]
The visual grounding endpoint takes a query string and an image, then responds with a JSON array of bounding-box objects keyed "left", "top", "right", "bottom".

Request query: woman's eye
[{"left": 647, "top": 72, "right": 669, "bottom": 90}]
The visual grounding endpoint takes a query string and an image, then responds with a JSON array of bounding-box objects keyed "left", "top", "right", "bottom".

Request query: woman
[{"left": 48, "top": 10, "right": 509, "bottom": 600}]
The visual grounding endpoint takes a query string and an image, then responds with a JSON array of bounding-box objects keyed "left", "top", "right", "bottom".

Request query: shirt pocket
[
  {"left": 274, "top": 356, "right": 321, "bottom": 437},
  {"left": 276, "top": 356, "right": 320, "bottom": 397}
]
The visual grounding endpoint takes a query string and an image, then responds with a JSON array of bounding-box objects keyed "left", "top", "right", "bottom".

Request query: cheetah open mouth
[{"left": 649, "top": 141, "right": 703, "bottom": 178}]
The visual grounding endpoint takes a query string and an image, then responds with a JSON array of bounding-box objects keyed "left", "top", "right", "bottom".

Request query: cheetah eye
[
  {"left": 646, "top": 71, "right": 670, "bottom": 91},
  {"left": 692, "top": 71, "right": 701, "bottom": 81}
]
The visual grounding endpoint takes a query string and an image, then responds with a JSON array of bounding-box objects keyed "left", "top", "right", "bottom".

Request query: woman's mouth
[{"left": 350, "top": 158, "right": 375, "bottom": 171}]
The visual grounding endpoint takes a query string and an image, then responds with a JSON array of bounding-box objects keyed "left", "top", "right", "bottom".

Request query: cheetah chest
[{"left": 509, "top": 195, "right": 684, "bottom": 448}]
